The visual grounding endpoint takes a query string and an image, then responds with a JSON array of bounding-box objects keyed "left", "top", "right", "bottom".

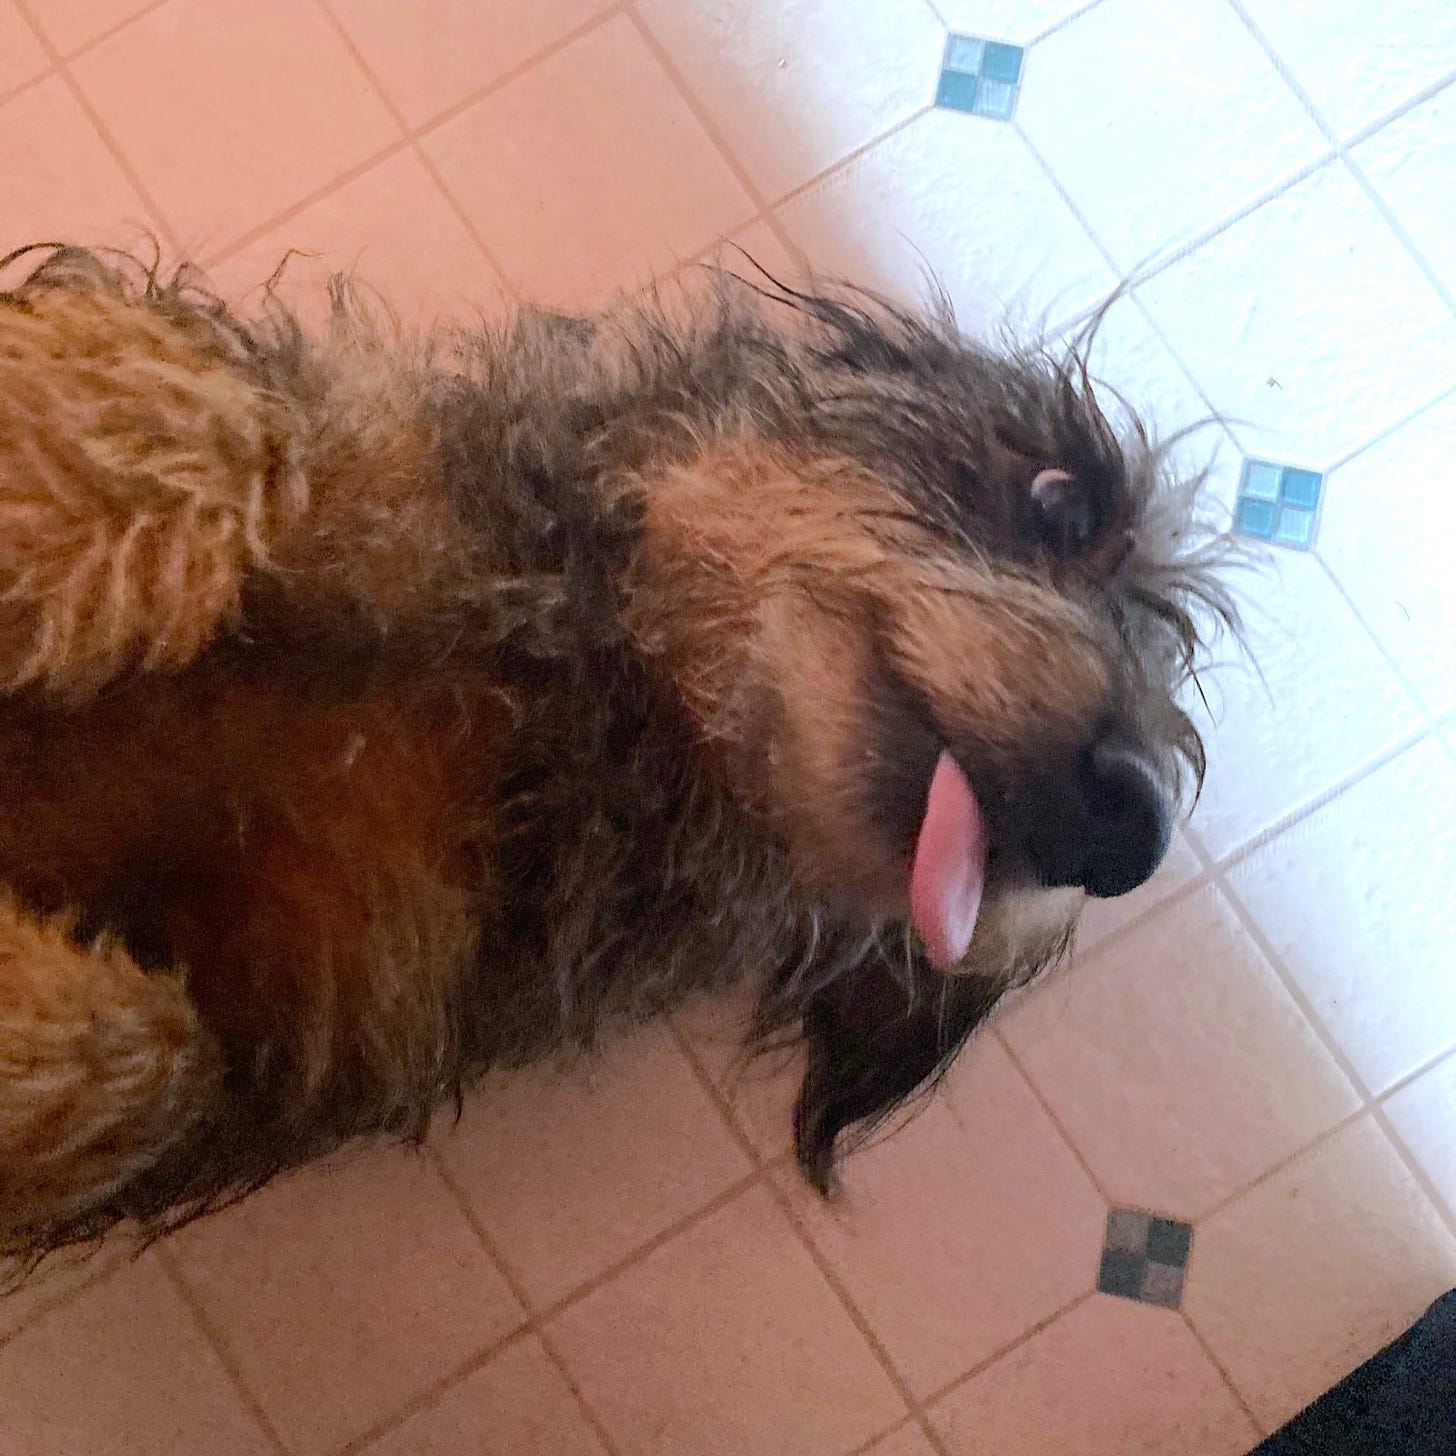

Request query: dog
[{"left": 0, "top": 243, "right": 1234, "bottom": 1272}]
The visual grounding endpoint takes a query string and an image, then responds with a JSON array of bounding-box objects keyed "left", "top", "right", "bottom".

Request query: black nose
[
  {"left": 1076, "top": 739, "right": 1172, "bottom": 897},
  {"left": 1022, "top": 735, "right": 1173, "bottom": 898}
]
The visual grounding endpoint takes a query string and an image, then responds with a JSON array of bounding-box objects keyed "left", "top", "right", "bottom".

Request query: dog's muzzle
[{"left": 1020, "top": 731, "right": 1174, "bottom": 899}]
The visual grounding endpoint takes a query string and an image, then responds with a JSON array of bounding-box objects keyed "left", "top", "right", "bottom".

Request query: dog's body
[{"left": 0, "top": 246, "right": 1231, "bottom": 1267}]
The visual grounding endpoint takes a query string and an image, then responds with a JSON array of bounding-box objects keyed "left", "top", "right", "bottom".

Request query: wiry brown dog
[{"left": 0, "top": 244, "right": 1234, "bottom": 1271}]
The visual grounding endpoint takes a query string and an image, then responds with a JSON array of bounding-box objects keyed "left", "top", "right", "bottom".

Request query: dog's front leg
[{"left": 0, "top": 252, "right": 307, "bottom": 697}]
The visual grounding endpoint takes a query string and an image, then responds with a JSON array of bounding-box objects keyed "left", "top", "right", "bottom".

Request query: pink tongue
[{"left": 910, "top": 752, "right": 989, "bottom": 970}]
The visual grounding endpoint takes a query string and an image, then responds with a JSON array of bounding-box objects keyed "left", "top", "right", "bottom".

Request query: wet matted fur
[{"left": 0, "top": 243, "right": 1236, "bottom": 1273}]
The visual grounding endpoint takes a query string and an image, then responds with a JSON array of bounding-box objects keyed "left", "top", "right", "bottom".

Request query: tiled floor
[{"left": 1, "top": 0, "right": 1453, "bottom": 1452}]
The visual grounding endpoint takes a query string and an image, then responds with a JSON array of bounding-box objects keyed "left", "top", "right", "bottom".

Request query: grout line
[
  {"left": 767, "top": 103, "right": 934, "bottom": 220},
  {"left": 1376, "top": 1041, "right": 1456, "bottom": 1107},
  {"left": 1010, "top": 122, "right": 1246, "bottom": 451},
  {"left": 202, "top": 2, "right": 628, "bottom": 282},
  {"left": 306, "top": 0, "right": 516, "bottom": 300},
  {"left": 846, "top": 1415, "right": 921, "bottom": 1456},
  {"left": 416, "top": 1137, "right": 773, "bottom": 1456},
  {"left": 1222, "top": 0, "right": 1456, "bottom": 318},
  {"left": 993, "top": 1029, "right": 1114, "bottom": 1203},
  {"left": 1311, "top": 554, "right": 1442, "bottom": 726},
  {"left": 0, "top": 1243, "right": 124, "bottom": 1355},
  {"left": 756, "top": 1175, "right": 957, "bottom": 1456},
  {"left": 1370, "top": 1105, "right": 1456, "bottom": 1238},
  {"left": 10, "top": 0, "right": 182, "bottom": 254},
  {"left": 1199, "top": 865, "right": 1456, "bottom": 1244},
  {"left": 622, "top": 3, "right": 777, "bottom": 235},
  {"left": 407, "top": 2, "right": 626, "bottom": 146},
  {"left": 1026, "top": 0, "right": 1111, "bottom": 47},
  {"left": 920, "top": 1289, "right": 1097, "bottom": 1409},
  {"left": 197, "top": 137, "right": 413, "bottom": 270},
  {"left": 1195, "top": 1108, "right": 1366, "bottom": 1227},
  {"left": 668, "top": 1022, "right": 954, "bottom": 1456},
  {"left": 157, "top": 1246, "right": 292, "bottom": 1456},
  {"left": 1180, "top": 1309, "right": 1267, "bottom": 1437},
  {"left": 1210, "top": 723, "right": 1432, "bottom": 878},
  {"left": 1319, "top": 379, "right": 1456, "bottom": 478},
  {"left": 55, "top": 0, "right": 170, "bottom": 64},
  {"left": 0, "top": 64, "right": 54, "bottom": 110},
  {"left": 338, "top": 1324, "right": 537, "bottom": 1456},
  {"left": 1341, "top": 66, "right": 1456, "bottom": 150}
]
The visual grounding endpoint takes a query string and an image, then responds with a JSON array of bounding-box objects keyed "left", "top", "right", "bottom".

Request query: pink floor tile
[
  {"left": 673, "top": 986, "right": 801, "bottom": 1159},
  {"left": 434, "top": 1023, "right": 754, "bottom": 1310},
  {"left": 366, "top": 1336, "right": 608, "bottom": 1456},
  {"left": 548, "top": 1183, "right": 906, "bottom": 1456},
  {"left": 0, "top": 1241, "right": 121, "bottom": 1345},
  {"left": 329, "top": 0, "right": 612, "bottom": 130},
  {"left": 422, "top": 15, "right": 754, "bottom": 310},
  {"left": 931, "top": 1297, "right": 1259, "bottom": 1456},
  {"left": 0, "top": 2, "right": 47, "bottom": 98},
  {"left": 778, "top": 1037, "right": 1108, "bottom": 1398},
  {"left": 864, "top": 1425, "right": 940, "bottom": 1456},
  {"left": 205, "top": 148, "right": 503, "bottom": 328},
  {"left": 169, "top": 1147, "right": 523, "bottom": 1456},
  {"left": 0, "top": 1254, "right": 273, "bottom": 1456},
  {"left": 1185, "top": 1116, "right": 1456, "bottom": 1432},
  {"left": 0, "top": 74, "right": 158, "bottom": 250},
  {"left": 20, "top": 0, "right": 158, "bottom": 56},
  {"left": 71, "top": 0, "right": 401, "bottom": 255},
  {"left": 1002, "top": 884, "right": 1361, "bottom": 1216}
]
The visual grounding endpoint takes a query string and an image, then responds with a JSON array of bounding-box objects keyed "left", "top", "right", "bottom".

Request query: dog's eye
[{"left": 1028, "top": 469, "right": 1098, "bottom": 555}]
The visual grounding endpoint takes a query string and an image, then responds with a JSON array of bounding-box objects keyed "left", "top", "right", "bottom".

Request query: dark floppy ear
[{"left": 793, "top": 952, "right": 1005, "bottom": 1192}]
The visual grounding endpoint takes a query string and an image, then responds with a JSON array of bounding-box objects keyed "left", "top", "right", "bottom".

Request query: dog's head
[{"left": 628, "top": 282, "right": 1234, "bottom": 982}]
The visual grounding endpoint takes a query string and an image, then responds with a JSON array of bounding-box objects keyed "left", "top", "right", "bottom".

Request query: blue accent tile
[
  {"left": 1146, "top": 1216, "right": 1193, "bottom": 1268},
  {"left": 1105, "top": 1208, "right": 1150, "bottom": 1255},
  {"left": 1100, "top": 1209, "right": 1193, "bottom": 1309},
  {"left": 1236, "top": 496, "right": 1278, "bottom": 539},
  {"left": 1139, "top": 1262, "right": 1185, "bottom": 1309},
  {"left": 1236, "top": 457, "right": 1323, "bottom": 549},
  {"left": 973, "top": 79, "right": 1018, "bottom": 119},
  {"left": 936, "top": 69, "right": 981, "bottom": 112},
  {"left": 938, "top": 33, "right": 1023, "bottom": 121},
  {"left": 1273, "top": 504, "right": 1316, "bottom": 548},
  {"left": 1098, "top": 1247, "right": 1145, "bottom": 1299},
  {"left": 1280, "top": 467, "right": 1323, "bottom": 509},
  {"left": 980, "top": 41, "right": 1024, "bottom": 83},
  {"left": 1241, "top": 460, "right": 1282, "bottom": 501},
  {"left": 943, "top": 34, "right": 985, "bottom": 74}
]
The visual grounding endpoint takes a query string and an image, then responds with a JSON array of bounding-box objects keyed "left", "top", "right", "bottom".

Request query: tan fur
[
  {"left": 0, "top": 893, "right": 221, "bottom": 1244},
  {"left": 0, "top": 248, "right": 1230, "bottom": 1261},
  {"left": 0, "top": 287, "right": 307, "bottom": 694},
  {"left": 628, "top": 439, "right": 1108, "bottom": 917}
]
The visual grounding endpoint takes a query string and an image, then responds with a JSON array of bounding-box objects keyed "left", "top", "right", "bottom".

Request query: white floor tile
[
  {"left": 1019, "top": 0, "right": 1326, "bottom": 273},
  {"left": 1383, "top": 1052, "right": 1456, "bottom": 1218},
  {"left": 1317, "top": 392, "right": 1456, "bottom": 719},
  {"left": 1355, "top": 87, "right": 1456, "bottom": 299},
  {"left": 1238, "top": 0, "right": 1456, "bottom": 140},
  {"left": 778, "top": 108, "right": 1115, "bottom": 337},
  {"left": 1138, "top": 161, "right": 1456, "bottom": 466},
  {"left": 635, "top": 0, "right": 943, "bottom": 204},
  {"left": 1226, "top": 737, "right": 1456, "bottom": 1094},
  {"left": 1188, "top": 549, "right": 1423, "bottom": 861},
  {"left": 1003, "top": 884, "right": 1359, "bottom": 1216},
  {"left": 932, "top": 0, "right": 1087, "bottom": 43},
  {"left": 1185, "top": 1116, "right": 1456, "bottom": 1432}
]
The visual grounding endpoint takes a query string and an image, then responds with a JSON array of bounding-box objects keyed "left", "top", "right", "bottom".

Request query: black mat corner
[{"left": 1252, "top": 1289, "right": 1456, "bottom": 1455}]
